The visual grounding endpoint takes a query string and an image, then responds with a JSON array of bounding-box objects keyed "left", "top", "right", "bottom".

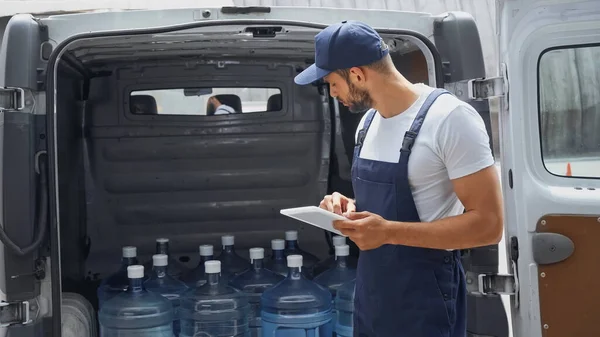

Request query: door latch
[
  {"left": 0, "top": 87, "right": 25, "bottom": 112},
  {"left": 465, "top": 236, "right": 520, "bottom": 307},
  {"left": 0, "top": 300, "right": 32, "bottom": 327}
]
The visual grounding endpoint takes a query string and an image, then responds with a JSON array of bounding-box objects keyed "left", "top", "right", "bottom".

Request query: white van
[{"left": 0, "top": 0, "right": 598, "bottom": 336}]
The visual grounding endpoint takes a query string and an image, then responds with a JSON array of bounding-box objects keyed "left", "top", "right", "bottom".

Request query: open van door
[
  {"left": 0, "top": 14, "right": 50, "bottom": 334},
  {"left": 495, "top": 0, "right": 600, "bottom": 336}
]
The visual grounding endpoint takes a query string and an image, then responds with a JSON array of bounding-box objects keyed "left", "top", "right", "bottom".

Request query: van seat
[{"left": 130, "top": 95, "right": 158, "bottom": 115}]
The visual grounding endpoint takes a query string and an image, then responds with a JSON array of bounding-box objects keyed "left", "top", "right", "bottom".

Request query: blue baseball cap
[{"left": 294, "top": 20, "right": 389, "bottom": 85}]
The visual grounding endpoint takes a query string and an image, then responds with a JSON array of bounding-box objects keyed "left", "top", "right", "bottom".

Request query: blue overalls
[{"left": 351, "top": 89, "right": 467, "bottom": 337}]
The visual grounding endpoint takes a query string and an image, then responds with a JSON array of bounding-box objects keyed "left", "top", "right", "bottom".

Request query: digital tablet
[{"left": 280, "top": 206, "right": 347, "bottom": 236}]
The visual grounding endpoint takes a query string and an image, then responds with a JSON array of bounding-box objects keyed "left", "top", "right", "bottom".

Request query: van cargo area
[{"left": 49, "top": 22, "right": 431, "bottom": 313}]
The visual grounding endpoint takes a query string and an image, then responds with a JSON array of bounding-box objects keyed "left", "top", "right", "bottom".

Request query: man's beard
[{"left": 345, "top": 82, "right": 373, "bottom": 113}]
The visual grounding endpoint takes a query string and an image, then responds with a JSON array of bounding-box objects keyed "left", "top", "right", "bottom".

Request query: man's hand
[
  {"left": 333, "top": 211, "right": 389, "bottom": 250},
  {"left": 319, "top": 192, "right": 356, "bottom": 216}
]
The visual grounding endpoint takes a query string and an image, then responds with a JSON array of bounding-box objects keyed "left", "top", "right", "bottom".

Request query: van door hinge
[
  {"left": 0, "top": 88, "right": 25, "bottom": 112},
  {"left": 445, "top": 63, "right": 508, "bottom": 101},
  {"left": 0, "top": 301, "right": 32, "bottom": 327},
  {"left": 446, "top": 76, "right": 506, "bottom": 101}
]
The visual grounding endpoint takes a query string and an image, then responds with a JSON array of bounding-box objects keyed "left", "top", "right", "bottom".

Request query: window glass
[
  {"left": 130, "top": 87, "right": 282, "bottom": 116},
  {"left": 538, "top": 45, "right": 600, "bottom": 178}
]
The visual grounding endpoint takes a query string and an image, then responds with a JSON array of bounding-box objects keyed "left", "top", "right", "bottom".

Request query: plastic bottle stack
[
  {"left": 144, "top": 254, "right": 189, "bottom": 337},
  {"left": 179, "top": 260, "right": 251, "bottom": 337},
  {"left": 230, "top": 248, "right": 285, "bottom": 337},
  {"left": 180, "top": 244, "right": 214, "bottom": 288},
  {"left": 99, "top": 265, "right": 174, "bottom": 337},
  {"left": 283, "top": 230, "right": 320, "bottom": 279},
  {"left": 260, "top": 255, "right": 333, "bottom": 337},
  {"left": 218, "top": 235, "right": 251, "bottom": 282},
  {"left": 97, "top": 246, "right": 139, "bottom": 308},
  {"left": 334, "top": 278, "right": 356, "bottom": 337}
]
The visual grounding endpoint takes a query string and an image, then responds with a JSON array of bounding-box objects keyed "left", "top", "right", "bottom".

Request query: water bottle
[
  {"left": 261, "top": 255, "right": 333, "bottom": 337},
  {"left": 313, "top": 245, "right": 357, "bottom": 297},
  {"left": 264, "top": 239, "right": 287, "bottom": 278},
  {"left": 143, "top": 238, "right": 188, "bottom": 279},
  {"left": 218, "top": 235, "right": 251, "bottom": 282},
  {"left": 144, "top": 254, "right": 189, "bottom": 337},
  {"left": 229, "top": 248, "right": 285, "bottom": 337},
  {"left": 283, "top": 230, "right": 320, "bottom": 278},
  {"left": 99, "top": 265, "right": 174, "bottom": 337},
  {"left": 180, "top": 260, "right": 251, "bottom": 337},
  {"left": 313, "top": 236, "right": 358, "bottom": 276},
  {"left": 334, "top": 278, "right": 356, "bottom": 337},
  {"left": 180, "top": 244, "right": 214, "bottom": 288},
  {"left": 313, "top": 245, "right": 357, "bottom": 332},
  {"left": 97, "top": 246, "right": 139, "bottom": 308}
]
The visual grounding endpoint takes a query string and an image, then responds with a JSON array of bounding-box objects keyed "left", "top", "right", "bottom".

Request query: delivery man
[{"left": 294, "top": 20, "right": 504, "bottom": 337}]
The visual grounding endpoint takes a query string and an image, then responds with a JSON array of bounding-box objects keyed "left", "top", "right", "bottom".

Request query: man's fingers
[
  {"left": 345, "top": 201, "right": 356, "bottom": 214},
  {"left": 331, "top": 192, "right": 343, "bottom": 215},
  {"left": 345, "top": 211, "right": 370, "bottom": 220},
  {"left": 333, "top": 219, "right": 359, "bottom": 231},
  {"left": 320, "top": 195, "right": 333, "bottom": 211}
]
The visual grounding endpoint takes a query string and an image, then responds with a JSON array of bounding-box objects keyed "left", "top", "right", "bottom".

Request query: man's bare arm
[{"left": 384, "top": 165, "right": 504, "bottom": 250}]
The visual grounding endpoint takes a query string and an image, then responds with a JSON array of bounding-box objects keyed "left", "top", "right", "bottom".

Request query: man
[
  {"left": 294, "top": 21, "right": 503, "bottom": 337},
  {"left": 207, "top": 95, "right": 236, "bottom": 115}
]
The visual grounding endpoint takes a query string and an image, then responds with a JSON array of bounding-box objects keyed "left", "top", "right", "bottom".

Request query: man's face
[{"left": 324, "top": 71, "right": 373, "bottom": 113}]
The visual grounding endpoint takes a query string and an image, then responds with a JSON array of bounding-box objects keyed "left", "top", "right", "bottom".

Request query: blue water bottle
[
  {"left": 180, "top": 244, "right": 214, "bottom": 287},
  {"left": 313, "top": 244, "right": 357, "bottom": 332},
  {"left": 97, "top": 246, "right": 139, "bottom": 308},
  {"left": 144, "top": 254, "right": 189, "bottom": 336},
  {"left": 99, "top": 265, "right": 174, "bottom": 337},
  {"left": 260, "top": 255, "right": 333, "bottom": 337},
  {"left": 179, "top": 260, "right": 251, "bottom": 337},
  {"left": 230, "top": 248, "right": 285, "bottom": 337}
]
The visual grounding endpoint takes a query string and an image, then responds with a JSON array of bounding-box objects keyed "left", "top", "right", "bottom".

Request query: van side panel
[
  {"left": 433, "top": 12, "right": 509, "bottom": 337},
  {"left": 0, "top": 15, "right": 45, "bottom": 304}
]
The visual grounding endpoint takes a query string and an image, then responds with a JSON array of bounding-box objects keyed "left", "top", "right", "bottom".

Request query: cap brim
[{"left": 294, "top": 63, "right": 332, "bottom": 85}]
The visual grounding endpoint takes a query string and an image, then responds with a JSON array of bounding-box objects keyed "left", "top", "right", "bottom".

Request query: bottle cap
[
  {"left": 222, "top": 235, "right": 234, "bottom": 246},
  {"left": 335, "top": 244, "right": 350, "bottom": 257},
  {"left": 156, "top": 238, "right": 169, "bottom": 244},
  {"left": 199, "top": 244, "right": 213, "bottom": 256},
  {"left": 271, "top": 239, "right": 285, "bottom": 250},
  {"left": 127, "top": 265, "right": 144, "bottom": 279},
  {"left": 285, "top": 230, "right": 298, "bottom": 241},
  {"left": 249, "top": 247, "right": 264, "bottom": 261},
  {"left": 332, "top": 236, "right": 346, "bottom": 246},
  {"left": 122, "top": 246, "right": 137, "bottom": 258},
  {"left": 153, "top": 254, "right": 168, "bottom": 266},
  {"left": 287, "top": 254, "right": 303, "bottom": 268},
  {"left": 205, "top": 260, "right": 221, "bottom": 274}
]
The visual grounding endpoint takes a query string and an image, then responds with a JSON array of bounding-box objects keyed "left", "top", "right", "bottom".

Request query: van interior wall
[
  {"left": 55, "top": 57, "right": 333, "bottom": 303},
  {"left": 54, "top": 39, "right": 431, "bottom": 309}
]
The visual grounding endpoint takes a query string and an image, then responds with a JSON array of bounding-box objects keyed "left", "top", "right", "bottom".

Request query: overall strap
[
  {"left": 400, "top": 89, "right": 450, "bottom": 154},
  {"left": 354, "top": 108, "right": 377, "bottom": 155}
]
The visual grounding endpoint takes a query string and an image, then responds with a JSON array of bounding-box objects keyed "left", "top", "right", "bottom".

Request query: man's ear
[{"left": 349, "top": 67, "right": 368, "bottom": 85}]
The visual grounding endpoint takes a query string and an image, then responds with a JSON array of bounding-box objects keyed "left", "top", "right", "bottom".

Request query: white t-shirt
[
  {"left": 354, "top": 83, "right": 494, "bottom": 222},
  {"left": 214, "top": 104, "right": 236, "bottom": 115}
]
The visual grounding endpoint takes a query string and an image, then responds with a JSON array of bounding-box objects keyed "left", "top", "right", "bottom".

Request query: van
[{"left": 0, "top": 0, "right": 599, "bottom": 336}]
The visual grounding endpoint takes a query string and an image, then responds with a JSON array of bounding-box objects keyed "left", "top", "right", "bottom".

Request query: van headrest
[
  {"left": 213, "top": 94, "right": 242, "bottom": 113},
  {"left": 130, "top": 95, "right": 158, "bottom": 115},
  {"left": 266, "top": 93, "right": 282, "bottom": 111}
]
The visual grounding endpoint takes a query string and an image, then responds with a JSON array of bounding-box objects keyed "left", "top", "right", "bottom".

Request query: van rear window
[{"left": 129, "top": 87, "right": 282, "bottom": 116}]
